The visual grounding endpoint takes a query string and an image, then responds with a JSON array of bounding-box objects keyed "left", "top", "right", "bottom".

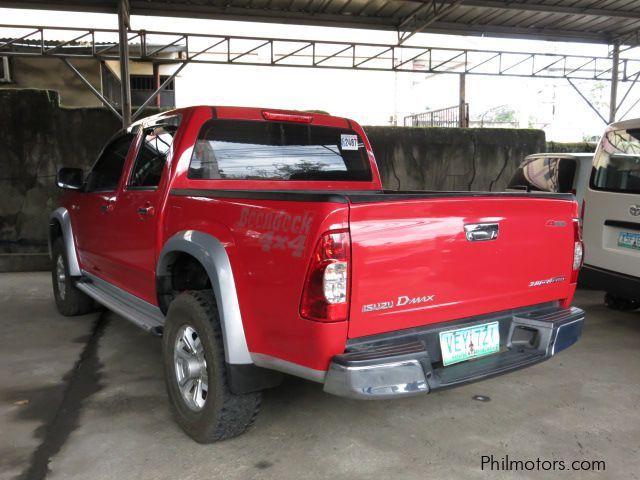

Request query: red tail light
[
  {"left": 262, "top": 111, "right": 313, "bottom": 123},
  {"left": 571, "top": 218, "right": 584, "bottom": 283},
  {"left": 300, "top": 230, "right": 350, "bottom": 322}
]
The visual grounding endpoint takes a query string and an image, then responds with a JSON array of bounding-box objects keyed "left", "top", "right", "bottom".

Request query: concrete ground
[{"left": 1, "top": 273, "right": 639, "bottom": 480}]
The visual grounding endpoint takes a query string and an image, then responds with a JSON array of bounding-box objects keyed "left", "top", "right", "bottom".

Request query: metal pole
[
  {"left": 118, "top": 0, "right": 132, "bottom": 127},
  {"left": 153, "top": 62, "right": 161, "bottom": 107},
  {"left": 609, "top": 41, "right": 620, "bottom": 123},
  {"left": 458, "top": 73, "right": 467, "bottom": 127}
]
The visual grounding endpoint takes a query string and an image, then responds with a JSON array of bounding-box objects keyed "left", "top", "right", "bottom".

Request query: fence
[{"left": 404, "top": 104, "right": 469, "bottom": 128}]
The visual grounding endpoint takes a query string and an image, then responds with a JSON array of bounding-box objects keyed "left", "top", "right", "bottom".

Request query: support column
[
  {"left": 153, "top": 62, "right": 161, "bottom": 107},
  {"left": 458, "top": 73, "right": 468, "bottom": 127},
  {"left": 609, "top": 41, "right": 620, "bottom": 124},
  {"left": 118, "top": 0, "right": 132, "bottom": 127}
]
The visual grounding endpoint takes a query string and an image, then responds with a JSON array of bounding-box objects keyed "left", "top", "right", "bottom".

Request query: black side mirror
[{"left": 56, "top": 168, "right": 84, "bottom": 190}]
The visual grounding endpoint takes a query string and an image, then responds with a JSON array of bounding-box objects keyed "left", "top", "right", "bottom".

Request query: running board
[{"left": 75, "top": 272, "right": 164, "bottom": 334}]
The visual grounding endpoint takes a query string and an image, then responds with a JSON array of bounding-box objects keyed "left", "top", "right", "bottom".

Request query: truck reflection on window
[
  {"left": 507, "top": 156, "right": 576, "bottom": 193},
  {"left": 592, "top": 128, "right": 640, "bottom": 194},
  {"left": 188, "top": 119, "right": 372, "bottom": 182}
]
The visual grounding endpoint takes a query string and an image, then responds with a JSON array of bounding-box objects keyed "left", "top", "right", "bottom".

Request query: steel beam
[
  {"left": 567, "top": 78, "right": 608, "bottom": 125},
  {"left": 609, "top": 41, "right": 620, "bottom": 123},
  {"left": 1, "top": 24, "right": 639, "bottom": 90},
  {"left": 131, "top": 62, "right": 188, "bottom": 121},
  {"left": 60, "top": 59, "right": 123, "bottom": 121},
  {"left": 118, "top": 0, "right": 132, "bottom": 127},
  {"left": 397, "top": 0, "right": 464, "bottom": 45},
  {"left": 458, "top": 73, "right": 467, "bottom": 127}
]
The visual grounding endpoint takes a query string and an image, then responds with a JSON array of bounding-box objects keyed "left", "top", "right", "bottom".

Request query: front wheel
[
  {"left": 162, "top": 290, "right": 261, "bottom": 443},
  {"left": 51, "top": 237, "right": 94, "bottom": 316}
]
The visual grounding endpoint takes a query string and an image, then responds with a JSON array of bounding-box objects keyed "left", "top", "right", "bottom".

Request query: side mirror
[{"left": 56, "top": 168, "right": 84, "bottom": 190}]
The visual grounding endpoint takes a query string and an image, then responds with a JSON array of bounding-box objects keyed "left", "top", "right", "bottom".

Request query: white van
[
  {"left": 580, "top": 119, "right": 640, "bottom": 310},
  {"left": 506, "top": 153, "right": 593, "bottom": 204}
]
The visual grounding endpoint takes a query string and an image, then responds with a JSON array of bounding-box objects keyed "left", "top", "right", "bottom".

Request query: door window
[
  {"left": 128, "top": 124, "right": 179, "bottom": 189},
  {"left": 86, "top": 134, "right": 136, "bottom": 192}
]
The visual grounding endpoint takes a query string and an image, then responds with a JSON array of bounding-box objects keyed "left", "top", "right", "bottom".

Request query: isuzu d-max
[{"left": 50, "top": 106, "right": 585, "bottom": 443}]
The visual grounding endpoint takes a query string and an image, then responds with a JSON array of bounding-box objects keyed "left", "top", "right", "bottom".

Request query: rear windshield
[
  {"left": 507, "top": 156, "right": 576, "bottom": 193},
  {"left": 188, "top": 119, "right": 372, "bottom": 181},
  {"left": 592, "top": 128, "right": 640, "bottom": 194}
]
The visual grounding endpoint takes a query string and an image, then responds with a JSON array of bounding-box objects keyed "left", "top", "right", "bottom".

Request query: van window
[
  {"left": 507, "top": 156, "right": 576, "bottom": 193},
  {"left": 188, "top": 120, "right": 372, "bottom": 181},
  {"left": 592, "top": 128, "right": 640, "bottom": 194}
]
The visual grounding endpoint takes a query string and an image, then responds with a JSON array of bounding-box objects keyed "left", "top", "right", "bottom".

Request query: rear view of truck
[{"left": 322, "top": 190, "right": 585, "bottom": 398}]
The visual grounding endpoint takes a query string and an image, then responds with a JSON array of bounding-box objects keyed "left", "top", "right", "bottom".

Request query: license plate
[
  {"left": 439, "top": 322, "right": 500, "bottom": 366},
  {"left": 618, "top": 231, "right": 640, "bottom": 250}
]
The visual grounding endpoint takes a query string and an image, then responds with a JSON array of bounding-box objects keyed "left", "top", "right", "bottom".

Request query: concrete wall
[
  {"left": 364, "top": 126, "right": 546, "bottom": 191},
  {"left": 0, "top": 89, "right": 120, "bottom": 271},
  {"left": 1, "top": 58, "right": 102, "bottom": 107},
  {"left": 0, "top": 89, "right": 545, "bottom": 271}
]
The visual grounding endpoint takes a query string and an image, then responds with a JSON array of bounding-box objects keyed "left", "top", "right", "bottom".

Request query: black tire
[
  {"left": 162, "top": 290, "right": 261, "bottom": 443},
  {"left": 604, "top": 293, "right": 639, "bottom": 311},
  {"left": 51, "top": 237, "right": 94, "bottom": 316}
]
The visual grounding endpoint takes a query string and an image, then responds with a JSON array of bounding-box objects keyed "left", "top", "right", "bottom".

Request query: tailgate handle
[{"left": 464, "top": 223, "right": 499, "bottom": 241}]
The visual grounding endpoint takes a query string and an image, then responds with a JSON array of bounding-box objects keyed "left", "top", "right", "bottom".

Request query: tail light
[
  {"left": 571, "top": 218, "right": 584, "bottom": 283},
  {"left": 300, "top": 230, "right": 350, "bottom": 322}
]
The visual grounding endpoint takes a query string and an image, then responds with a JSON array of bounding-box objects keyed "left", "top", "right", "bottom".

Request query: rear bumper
[
  {"left": 579, "top": 264, "right": 640, "bottom": 301},
  {"left": 323, "top": 304, "right": 584, "bottom": 400}
]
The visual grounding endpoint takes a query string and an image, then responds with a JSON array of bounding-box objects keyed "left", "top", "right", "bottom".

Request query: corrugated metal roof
[{"left": 1, "top": 0, "right": 639, "bottom": 45}]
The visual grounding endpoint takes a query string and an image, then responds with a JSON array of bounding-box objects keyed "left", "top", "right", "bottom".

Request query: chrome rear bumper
[{"left": 324, "top": 305, "right": 584, "bottom": 400}]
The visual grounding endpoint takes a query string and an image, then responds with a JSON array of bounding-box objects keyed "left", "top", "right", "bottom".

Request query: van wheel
[
  {"left": 162, "top": 290, "right": 261, "bottom": 443},
  {"left": 51, "top": 237, "right": 94, "bottom": 316},
  {"left": 604, "top": 293, "right": 639, "bottom": 311}
]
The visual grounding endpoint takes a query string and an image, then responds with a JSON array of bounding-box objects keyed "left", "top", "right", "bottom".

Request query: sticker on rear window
[{"left": 340, "top": 134, "right": 359, "bottom": 151}]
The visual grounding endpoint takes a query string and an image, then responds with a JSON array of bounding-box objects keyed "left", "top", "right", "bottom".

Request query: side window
[
  {"left": 128, "top": 124, "right": 178, "bottom": 189},
  {"left": 86, "top": 134, "right": 136, "bottom": 192}
]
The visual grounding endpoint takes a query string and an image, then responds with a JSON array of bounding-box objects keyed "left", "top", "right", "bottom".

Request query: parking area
[{"left": 1, "top": 272, "right": 638, "bottom": 480}]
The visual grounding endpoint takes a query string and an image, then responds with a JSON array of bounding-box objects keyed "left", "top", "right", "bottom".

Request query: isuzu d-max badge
[{"left": 362, "top": 294, "right": 435, "bottom": 312}]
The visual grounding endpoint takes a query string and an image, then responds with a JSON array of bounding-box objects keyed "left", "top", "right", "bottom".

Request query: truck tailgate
[{"left": 347, "top": 195, "right": 578, "bottom": 338}]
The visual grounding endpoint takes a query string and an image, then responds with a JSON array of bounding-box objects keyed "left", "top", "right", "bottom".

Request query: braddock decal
[{"left": 236, "top": 207, "right": 314, "bottom": 257}]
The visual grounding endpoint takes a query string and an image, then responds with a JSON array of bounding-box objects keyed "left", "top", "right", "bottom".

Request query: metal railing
[{"left": 404, "top": 104, "right": 469, "bottom": 128}]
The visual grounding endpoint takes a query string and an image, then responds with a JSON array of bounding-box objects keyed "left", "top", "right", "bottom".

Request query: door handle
[
  {"left": 137, "top": 205, "right": 155, "bottom": 216},
  {"left": 464, "top": 223, "right": 499, "bottom": 241},
  {"left": 100, "top": 202, "right": 114, "bottom": 213}
]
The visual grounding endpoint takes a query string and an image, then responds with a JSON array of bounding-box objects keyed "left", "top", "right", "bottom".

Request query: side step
[{"left": 75, "top": 272, "right": 164, "bottom": 334}]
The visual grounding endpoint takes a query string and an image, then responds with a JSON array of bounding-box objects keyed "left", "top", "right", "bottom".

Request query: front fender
[{"left": 49, "top": 207, "right": 81, "bottom": 277}]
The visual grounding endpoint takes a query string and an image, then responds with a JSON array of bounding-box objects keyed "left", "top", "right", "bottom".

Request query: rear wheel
[
  {"left": 51, "top": 237, "right": 94, "bottom": 316},
  {"left": 604, "top": 293, "right": 639, "bottom": 311},
  {"left": 162, "top": 290, "right": 261, "bottom": 443}
]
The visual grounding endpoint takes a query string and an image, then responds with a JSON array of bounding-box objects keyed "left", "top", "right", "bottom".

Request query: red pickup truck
[{"left": 50, "top": 106, "right": 585, "bottom": 443}]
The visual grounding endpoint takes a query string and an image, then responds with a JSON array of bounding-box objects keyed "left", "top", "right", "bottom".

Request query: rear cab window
[
  {"left": 592, "top": 128, "right": 640, "bottom": 194},
  {"left": 507, "top": 155, "right": 577, "bottom": 193},
  {"left": 188, "top": 119, "right": 372, "bottom": 182}
]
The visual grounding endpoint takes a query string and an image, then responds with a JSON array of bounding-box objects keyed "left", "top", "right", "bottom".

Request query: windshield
[{"left": 591, "top": 128, "right": 640, "bottom": 194}]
